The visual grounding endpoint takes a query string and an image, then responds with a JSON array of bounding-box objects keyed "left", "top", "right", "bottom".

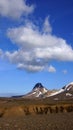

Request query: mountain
[
  {"left": 22, "top": 83, "right": 48, "bottom": 98},
  {"left": 22, "top": 82, "right": 73, "bottom": 99},
  {"left": 45, "top": 82, "right": 73, "bottom": 100},
  {"left": 11, "top": 82, "right": 73, "bottom": 100}
]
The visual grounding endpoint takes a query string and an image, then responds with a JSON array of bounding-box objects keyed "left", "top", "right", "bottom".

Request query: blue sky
[{"left": 0, "top": 0, "right": 73, "bottom": 95}]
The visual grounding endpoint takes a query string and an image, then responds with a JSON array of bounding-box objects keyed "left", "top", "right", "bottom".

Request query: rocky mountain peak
[
  {"left": 62, "top": 82, "right": 73, "bottom": 91},
  {"left": 33, "top": 83, "right": 44, "bottom": 90}
]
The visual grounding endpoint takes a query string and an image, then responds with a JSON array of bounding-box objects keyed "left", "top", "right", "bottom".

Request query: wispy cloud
[
  {"left": 0, "top": 49, "right": 3, "bottom": 57},
  {"left": 0, "top": 0, "right": 34, "bottom": 19},
  {"left": 62, "top": 70, "right": 68, "bottom": 74},
  {"left": 43, "top": 16, "right": 52, "bottom": 33},
  {"left": 48, "top": 65, "right": 56, "bottom": 73}
]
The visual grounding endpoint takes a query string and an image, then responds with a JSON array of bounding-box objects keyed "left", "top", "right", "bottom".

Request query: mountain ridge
[
  {"left": 22, "top": 82, "right": 73, "bottom": 99},
  {"left": 2, "top": 82, "right": 73, "bottom": 99}
]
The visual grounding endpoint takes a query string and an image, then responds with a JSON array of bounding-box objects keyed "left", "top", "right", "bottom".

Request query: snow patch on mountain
[
  {"left": 47, "top": 89, "right": 64, "bottom": 97},
  {"left": 23, "top": 83, "right": 48, "bottom": 98},
  {"left": 65, "top": 82, "right": 73, "bottom": 90},
  {"left": 66, "top": 93, "right": 72, "bottom": 96},
  {"left": 17, "top": 82, "right": 73, "bottom": 99}
]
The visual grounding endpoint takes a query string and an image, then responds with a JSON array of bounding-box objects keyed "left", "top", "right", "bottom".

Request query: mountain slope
[
  {"left": 46, "top": 82, "right": 73, "bottom": 100},
  {"left": 22, "top": 83, "right": 48, "bottom": 98},
  {"left": 11, "top": 82, "right": 73, "bottom": 99}
]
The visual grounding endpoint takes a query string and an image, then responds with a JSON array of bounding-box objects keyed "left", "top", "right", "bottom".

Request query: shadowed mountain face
[
  {"left": 33, "top": 83, "right": 44, "bottom": 90},
  {"left": 22, "top": 82, "right": 73, "bottom": 99},
  {"left": 22, "top": 83, "right": 48, "bottom": 98}
]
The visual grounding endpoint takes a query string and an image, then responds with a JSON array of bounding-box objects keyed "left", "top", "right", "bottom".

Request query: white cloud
[
  {"left": 62, "top": 70, "right": 68, "bottom": 74},
  {"left": 17, "top": 63, "right": 44, "bottom": 72},
  {"left": 43, "top": 16, "right": 52, "bottom": 33},
  {"left": 48, "top": 65, "right": 56, "bottom": 73},
  {"left": 4, "top": 49, "right": 45, "bottom": 72},
  {"left": 0, "top": 0, "right": 34, "bottom": 19},
  {"left": 2, "top": 17, "right": 73, "bottom": 72}
]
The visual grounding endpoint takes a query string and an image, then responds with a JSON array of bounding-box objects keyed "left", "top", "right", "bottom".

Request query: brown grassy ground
[{"left": 0, "top": 98, "right": 73, "bottom": 130}]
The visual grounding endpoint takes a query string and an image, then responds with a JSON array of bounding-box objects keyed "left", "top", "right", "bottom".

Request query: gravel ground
[{"left": 0, "top": 113, "right": 73, "bottom": 130}]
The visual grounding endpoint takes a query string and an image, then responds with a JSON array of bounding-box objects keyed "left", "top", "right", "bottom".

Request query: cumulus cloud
[
  {"left": 48, "top": 65, "right": 56, "bottom": 73},
  {"left": 17, "top": 63, "right": 44, "bottom": 72},
  {"left": 2, "top": 17, "right": 73, "bottom": 72},
  {"left": 0, "top": 0, "right": 34, "bottom": 19}
]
